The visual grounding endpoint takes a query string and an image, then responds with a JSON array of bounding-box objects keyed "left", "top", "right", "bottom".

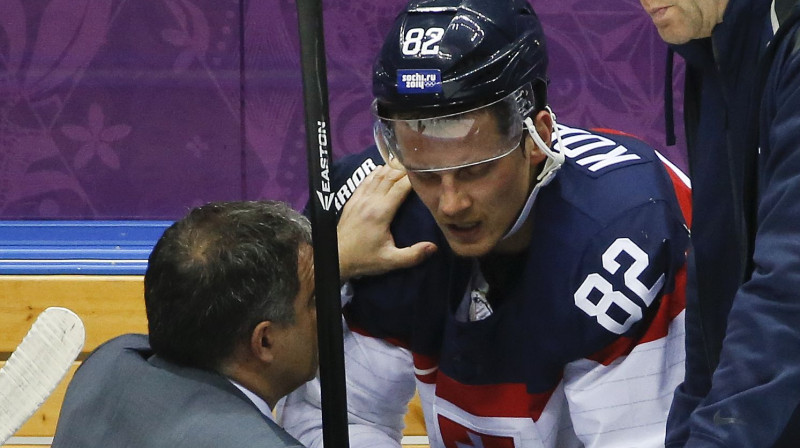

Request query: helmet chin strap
[
  {"left": 527, "top": 106, "right": 566, "bottom": 181},
  {"left": 501, "top": 107, "right": 565, "bottom": 241}
]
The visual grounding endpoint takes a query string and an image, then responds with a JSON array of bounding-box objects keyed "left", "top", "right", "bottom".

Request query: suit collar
[{"left": 228, "top": 378, "right": 275, "bottom": 421}]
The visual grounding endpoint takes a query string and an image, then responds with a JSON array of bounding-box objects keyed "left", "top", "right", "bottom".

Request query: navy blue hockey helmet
[
  {"left": 372, "top": 0, "right": 549, "bottom": 117},
  {"left": 371, "top": 0, "right": 558, "bottom": 173}
]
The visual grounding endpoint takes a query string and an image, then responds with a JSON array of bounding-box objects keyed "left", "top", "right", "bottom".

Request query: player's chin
[
  {"left": 439, "top": 222, "right": 500, "bottom": 257},
  {"left": 445, "top": 237, "right": 495, "bottom": 258}
]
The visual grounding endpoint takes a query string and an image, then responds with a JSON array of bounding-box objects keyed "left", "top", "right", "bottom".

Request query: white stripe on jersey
[
  {"left": 415, "top": 365, "right": 439, "bottom": 376},
  {"left": 416, "top": 380, "right": 582, "bottom": 448},
  {"left": 564, "top": 310, "right": 686, "bottom": 447},
  {"left": 411, "top": 311, "right": 685, "bottom": 448},
  {"left": 279, "top": 324, "right": 416, "bottom": 448},
  {"left": 655, "top": 150, "right": 692, "bottom": 188}
]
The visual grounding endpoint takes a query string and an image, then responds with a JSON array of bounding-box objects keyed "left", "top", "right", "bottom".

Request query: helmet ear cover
[{"left": 530, "top": 78, "right": 548, "bottom": 114}]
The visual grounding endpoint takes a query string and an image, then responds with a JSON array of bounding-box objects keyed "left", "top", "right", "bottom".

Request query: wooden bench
[
  {"left": 0, "top": 222, "right": 428, "bottom": 447},
  {"left": 1, "top": 275, "right": 147, "bottom": 447}
]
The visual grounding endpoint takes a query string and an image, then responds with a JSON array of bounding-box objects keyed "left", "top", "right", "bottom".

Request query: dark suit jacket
[{"left": 51, "top": 334, "right": 304, "bottom": 448}]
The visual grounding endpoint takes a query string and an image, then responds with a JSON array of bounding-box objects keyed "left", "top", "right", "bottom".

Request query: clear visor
[{"left": 372, "top": 91, "right": 525, "bottom": 172}]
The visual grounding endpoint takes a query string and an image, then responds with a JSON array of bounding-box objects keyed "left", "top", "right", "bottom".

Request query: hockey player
[{"left": 280, "top": 0, "right": 692, "bottom": 447}]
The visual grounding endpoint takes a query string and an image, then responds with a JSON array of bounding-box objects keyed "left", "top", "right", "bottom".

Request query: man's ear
[
  {"left": 250, "top": 321, "right": 275, "bottom": 363},
  {"left": 524, "top": 109, "right": 553, "bottom": 166},
  {"left": 533, "top": 109, "right": 553, "bottom": 147}
]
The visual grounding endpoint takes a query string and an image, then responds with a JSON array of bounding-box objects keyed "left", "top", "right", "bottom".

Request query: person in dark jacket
[
  {"left": 51, "top": 201, "right": 318, "bottom": 448},
  {"left": 639, "top": 0, "right": 800, "bottom": 446}
]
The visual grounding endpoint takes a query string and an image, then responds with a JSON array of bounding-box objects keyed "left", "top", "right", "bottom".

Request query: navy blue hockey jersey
[{"left": 308, "top": 124, "right": 692, "bottom": 447}]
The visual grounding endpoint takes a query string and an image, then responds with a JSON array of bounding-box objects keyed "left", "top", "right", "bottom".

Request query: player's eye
[
  {"left": 410, "top": 171, "right": 438, "bottom": 183},
  {"left": 457, "top": 161, "right": 492, "bottom": 180}
]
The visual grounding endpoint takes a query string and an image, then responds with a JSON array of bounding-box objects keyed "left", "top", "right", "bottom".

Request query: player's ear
[
  {"left": 524, "top": 110, "right": 551, "bottom": 166},
  {"left": 249, "top": 321, "right": 276, "bottom": 363},
  {"left": 533, "top": 109, "right": 553, "bottom": 147}
]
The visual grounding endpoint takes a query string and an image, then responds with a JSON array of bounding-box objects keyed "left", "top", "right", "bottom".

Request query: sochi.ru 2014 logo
[{"left": 397, "top": 69, "right": 442, "bottom": 94}]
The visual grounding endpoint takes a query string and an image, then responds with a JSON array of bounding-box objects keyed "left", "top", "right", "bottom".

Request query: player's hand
[{"left": 338, "top": 164, "right": 437, "bottom": 281}]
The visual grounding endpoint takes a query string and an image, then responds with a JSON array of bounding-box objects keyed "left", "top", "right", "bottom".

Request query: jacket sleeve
[
  {"left": 665, "top": 250, "right": 715, "bottom": 446},
  {"left": 680, "top": 26, "right": 800, "bottom": 448}
]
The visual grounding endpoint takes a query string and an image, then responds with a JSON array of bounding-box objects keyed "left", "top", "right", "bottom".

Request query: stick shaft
[{"left": 295, "top": 0, "right": 350, "bottom": 447}]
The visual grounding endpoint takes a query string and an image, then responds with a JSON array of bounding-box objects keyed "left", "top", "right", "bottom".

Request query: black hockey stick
[{"left": 294, "top": 0, "right": 350, "bottom": 447}]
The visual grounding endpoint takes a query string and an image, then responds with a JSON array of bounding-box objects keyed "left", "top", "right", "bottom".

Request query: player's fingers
[
  {"left": 373, "top": 174, "right": 413, "bottom": 214},
  {"left": 339, "top": 166, "right": 386, "bottom": 215},
  {"left": 343, "top": 165, "right": 382, "bottom": 206},
  {"left": 389, "top": 242, "right": 438, "bottom": 270},
  {"left": 364, "top": 164, "right": 407, "bottom": 195},
  {"left": 342, "top": 165, "right": 409, "bottom": 221}
]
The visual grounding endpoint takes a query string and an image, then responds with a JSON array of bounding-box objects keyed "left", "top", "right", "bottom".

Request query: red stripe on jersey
[
  {"left": 587, "top": 265, "right": 687, "bottom": 366},
  {"left": 347, "top": 322, "right": 411, "bottom": 350},
  {"left": 435, "top": 371, "right": 555, "bottom": 420},
  {"left": 639, "top": 265, "right": 687, "bottom": 343},
  {"left": 663, "top": 163, "right": 693, "bottom": 228},
  {"left": 413, "top": 352, "right": 440, "bottom": 385},
  {"left": 589, "top": 127, "right": 641, "bottom": 139}
]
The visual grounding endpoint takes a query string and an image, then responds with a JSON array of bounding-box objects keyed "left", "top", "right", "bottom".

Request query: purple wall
[{"left": 0, "top": 0, "right": 685, "bottom": 219}]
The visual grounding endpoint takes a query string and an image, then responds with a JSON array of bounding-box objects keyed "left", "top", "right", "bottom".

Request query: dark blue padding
[{"left": 0, "top": 221, "right": 173, "bottom": 275}]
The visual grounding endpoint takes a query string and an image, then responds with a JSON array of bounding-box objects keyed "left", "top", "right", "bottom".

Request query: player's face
[
  {"left": 402, "top": 113, "right": 542, "bottom": 257},
  {"left": 640, "top": 0, "right": 728, "bottom": 44}
]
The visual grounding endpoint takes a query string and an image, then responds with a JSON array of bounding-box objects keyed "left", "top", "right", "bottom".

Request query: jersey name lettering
[{"left": 557, "top": 125, "right": 641, "bottom": 172}]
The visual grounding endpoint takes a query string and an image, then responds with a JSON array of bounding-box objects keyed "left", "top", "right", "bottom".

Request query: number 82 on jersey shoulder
[{"left": 573, "top": 238, "right": 666, "bottom": 334}]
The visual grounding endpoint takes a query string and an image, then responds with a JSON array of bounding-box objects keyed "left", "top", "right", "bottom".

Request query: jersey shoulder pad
[
  {"left": 552, "top": 125, "right": 678, "bottom": 227},
  {"left": 557, "top": 124, "right": 657, "bottom": 176}
]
